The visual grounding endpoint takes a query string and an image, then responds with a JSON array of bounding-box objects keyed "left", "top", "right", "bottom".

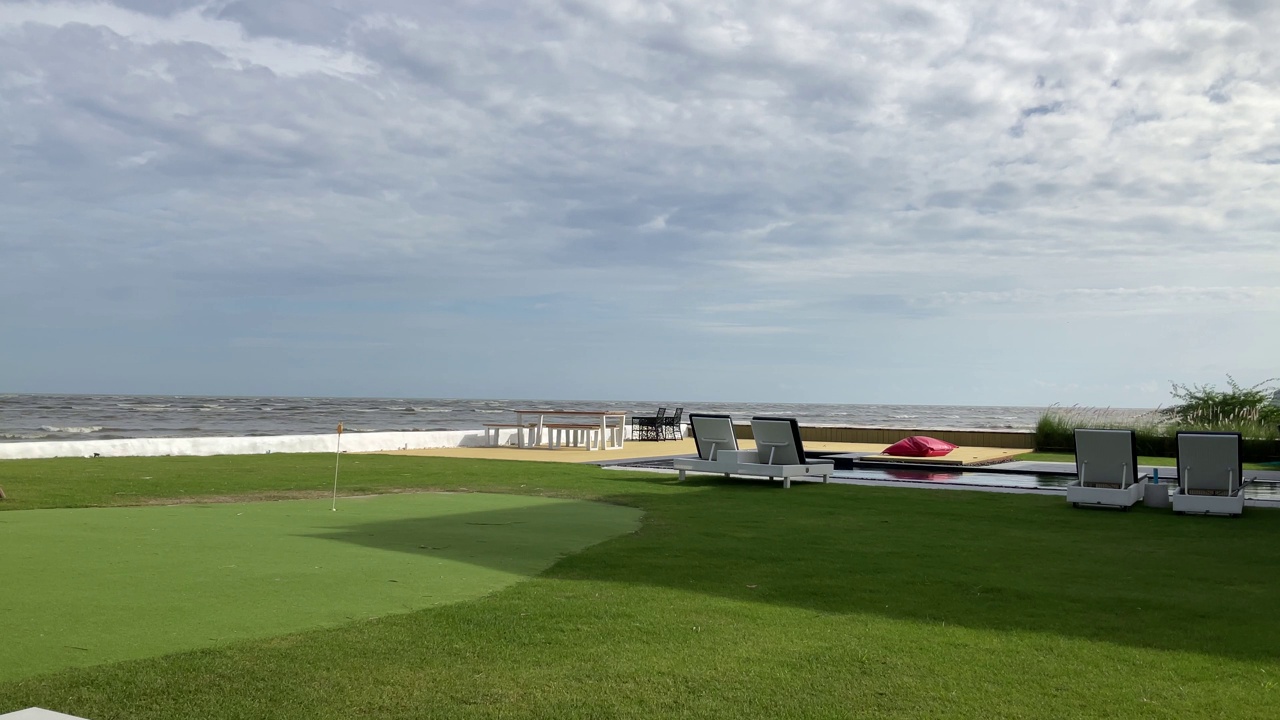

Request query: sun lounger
[
  {"left": 1172, "top": 431, "right": 1245, "bottom": 516},
  {"left": 674, "top": 415, "right": 833, "bottom": 488},
  {"left": 673, "top": 413, "right": 741, "bottom": 479},
  {"left": 737, "top": 417, "right": 834, "bottom": 489},
  {"left": 1066, "top": 428, "right": 1146, "bottom": 509}
]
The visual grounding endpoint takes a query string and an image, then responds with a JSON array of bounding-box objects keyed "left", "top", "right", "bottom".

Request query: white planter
[{"left": 1142, "top": 483, "right": 1172, "bottom": 509}]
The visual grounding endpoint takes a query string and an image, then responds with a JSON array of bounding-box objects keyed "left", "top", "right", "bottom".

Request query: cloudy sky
[{"left": 2, "top": 0, "right": 1278, "bottom": 407}]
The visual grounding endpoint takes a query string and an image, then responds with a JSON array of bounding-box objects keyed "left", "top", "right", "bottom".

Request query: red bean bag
[{"left": 882, "top": 436, "right": 958, "bottom": 457}]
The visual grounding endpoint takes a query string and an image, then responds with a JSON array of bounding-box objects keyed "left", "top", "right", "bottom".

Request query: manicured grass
[
  {"left": 2, "top": 493, "right": 639, "bottom": 682},
  {"left": 4, "top": 454, "right": 1280, "bottom": 718}
]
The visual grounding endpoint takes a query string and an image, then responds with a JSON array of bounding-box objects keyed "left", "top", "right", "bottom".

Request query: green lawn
[
  {"left": 2, "top": 493, "right": 639, "bottom": 682},
  {"left": 3, "top": 454, "right": 1280, "bottom": 719}
]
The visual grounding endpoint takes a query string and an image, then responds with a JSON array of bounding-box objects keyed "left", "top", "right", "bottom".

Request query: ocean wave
[
  {"left": 413, "top": 407, "right": 453, "bottom": 413},
  {"left": 2, "top": 431, "right": 51, "bottom": 439},
  {"left": 40, "top": 425, "right": 104, "bottom": 434}
]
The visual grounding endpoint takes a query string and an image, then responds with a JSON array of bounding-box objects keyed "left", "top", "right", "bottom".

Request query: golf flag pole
[{"left": 331, "top": 422, "right": 343, "bottom": 511}]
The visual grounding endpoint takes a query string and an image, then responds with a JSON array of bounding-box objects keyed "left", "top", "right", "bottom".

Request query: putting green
[{"left": 1, "top": 492, "right": 641, "bottom": 682}]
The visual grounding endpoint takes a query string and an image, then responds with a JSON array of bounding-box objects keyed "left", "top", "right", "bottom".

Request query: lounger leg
[
  {"left": 782, "top": 477, "right": 790, "bottom": 489},
  {"left": 678, "top": 469, "right": 686, "bottom": 481}
]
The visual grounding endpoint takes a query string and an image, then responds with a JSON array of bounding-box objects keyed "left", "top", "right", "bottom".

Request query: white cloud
[
  {"left": 0, "top": 1, "right": 374, "bottom": 76},
  {"left": 1, "top": 0, "right": 1278, "bottom": 404}
]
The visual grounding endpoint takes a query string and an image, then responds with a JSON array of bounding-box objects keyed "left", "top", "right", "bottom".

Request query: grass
[
  {"left": 2, "top": 493, "right": 639, "bottom": 682},
  {"left": 4, "top": 453, "right": 1280, "bottom": 718}
]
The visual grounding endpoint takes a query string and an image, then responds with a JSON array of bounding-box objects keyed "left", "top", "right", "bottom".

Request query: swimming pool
[
  {"left": 607, "top": 457, "right": 1280, "bottom": 501},
  {"left": 828, "top": 466, "right": 1280, "bottom": 499}
]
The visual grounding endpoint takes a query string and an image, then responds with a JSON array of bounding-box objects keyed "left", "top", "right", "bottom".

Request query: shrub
[
  {"left": 1161, "top": 376, "right": 1280, "bottom": 429},
  {"left": 1035, "top": 377, "right": 1280, "bottom": 462}
]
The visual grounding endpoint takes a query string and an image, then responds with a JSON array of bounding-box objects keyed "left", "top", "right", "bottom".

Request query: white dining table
[{"left": 509, "top": 409, "right": 628, "bottom": 451}]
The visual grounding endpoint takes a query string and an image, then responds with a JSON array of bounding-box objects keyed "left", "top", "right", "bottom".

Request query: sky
[{"left": 2, "top": 0, "right": 1278, "bottom": 407}]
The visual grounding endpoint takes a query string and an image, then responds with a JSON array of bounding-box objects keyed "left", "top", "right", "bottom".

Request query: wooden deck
[{"left": 376, "top": 439, "right": 1031, "bottom": 466}]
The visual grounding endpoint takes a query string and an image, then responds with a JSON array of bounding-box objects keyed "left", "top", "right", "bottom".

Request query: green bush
[
  {"left": 1161, "top": 376, "right": 1280, "bottom": 429},
  {"left": 1036, "top": 377, "right": 1280, "bottom": 462}
]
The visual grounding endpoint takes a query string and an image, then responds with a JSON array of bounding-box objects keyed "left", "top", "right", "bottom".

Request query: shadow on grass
[
  {"left": 302, "top": 497, "right": 640, "bottom": 579},
  {"left": 313, "top": 472, "right": 1280, "bottom": 663}
]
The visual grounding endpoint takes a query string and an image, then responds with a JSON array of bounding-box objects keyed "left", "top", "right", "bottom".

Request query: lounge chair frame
[
  {"left": 739, "top": 417, "right": 835, "bottom": 488},
  {"left": 673, "top": 413, "right": 742, "bottom": 478},
  {"left": 1172, "top": 431, "right": 1245, "bottom": 516},
  {"left": 1066, "top": 428, "right": 1146, "bottom": 510}
]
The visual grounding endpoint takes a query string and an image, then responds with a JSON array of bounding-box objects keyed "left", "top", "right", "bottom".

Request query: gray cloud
[{"left": 1, "top": 0, "right": 1278, "bottom": 405}]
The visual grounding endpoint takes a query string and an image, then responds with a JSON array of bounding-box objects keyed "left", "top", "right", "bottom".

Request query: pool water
[
  {"left": 831, "top": 467, "right": 1071, "bottom": 491},
  {"left": 606, "top": 457, "right": 1280, "bottom": 501},
  {"left": 830, "top": 466, "right": 1280, "bottom": 500}
]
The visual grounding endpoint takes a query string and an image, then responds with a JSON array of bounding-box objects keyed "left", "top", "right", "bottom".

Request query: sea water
[{"left": 0, "top": 393, "right": 1155, "bottom": 444}]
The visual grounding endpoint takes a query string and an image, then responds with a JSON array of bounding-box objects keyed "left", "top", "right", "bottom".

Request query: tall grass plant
[{"left": 1036, "top": 377, "right": 1280, "bottom": 461}]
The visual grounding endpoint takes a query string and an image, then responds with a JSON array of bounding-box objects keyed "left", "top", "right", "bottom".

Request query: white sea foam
[
  {"left": 0, "top": 429, "right": 500, "bottom": 460},
  {"left": 41, "top": 425, "right": 104, "bottom": 434}
]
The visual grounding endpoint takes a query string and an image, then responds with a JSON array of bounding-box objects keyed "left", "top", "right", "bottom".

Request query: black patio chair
[
  {"left": 631, "top": 407, "right": 666, "bottom": 441},
  {"left": 661, "top": 407, "right": 684, "bottom": 441}
]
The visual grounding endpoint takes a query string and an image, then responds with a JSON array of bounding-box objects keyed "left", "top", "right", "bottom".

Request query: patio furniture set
[
  {"left": 629, "top": 407, "right": 684, "bottom": 441},
  {"left": 483, "top": 409, "right": 628, "bottom": 451}
]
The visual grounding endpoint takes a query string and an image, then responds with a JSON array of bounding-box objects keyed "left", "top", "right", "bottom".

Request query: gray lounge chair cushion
[
  {"left": 688, "top": 413, "right": 738, "bottom": 461},
  {"left": 749, "top": 417, "right": 807, "bottom": 465},
  {"left": 1177, "top": 432, "right": 1242, "bottom": 494},
  {"left": 1074, "top": 428, "right": 1138, "bottom": 488}
]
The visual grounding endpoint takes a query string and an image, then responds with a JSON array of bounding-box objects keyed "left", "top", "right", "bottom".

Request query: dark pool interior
[
  {"left": 607, "top": 457, "right": 1280, "bottom": 500},
  {"left": 829, "top": 466, "right": 1280, "bottom": 499}
]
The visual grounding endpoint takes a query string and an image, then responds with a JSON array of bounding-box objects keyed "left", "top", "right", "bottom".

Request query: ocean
[{"left": 0, "top": 394, "right": 1157, "bottom": 444}]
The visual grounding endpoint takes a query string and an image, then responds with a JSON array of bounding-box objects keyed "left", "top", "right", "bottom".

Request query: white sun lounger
[
  {"left": 673, "top": 413, "right": 743, "bottom": 480},
  {"left": 737, "top": 417, "right": 834, "bottom": 489},
  {"left": 1066, "top": 428, "right": 1146, "bottom": 509},
  {"left": 1172, "top": 431, "right": 1245, "bottom": 516},
  {"left": 674, "top": 415, "right": 833, "bottom": 489}
]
